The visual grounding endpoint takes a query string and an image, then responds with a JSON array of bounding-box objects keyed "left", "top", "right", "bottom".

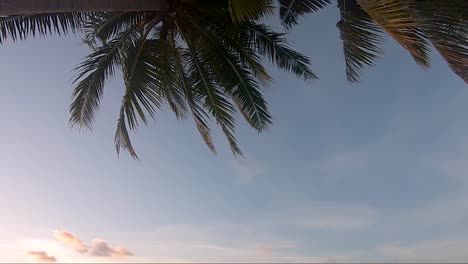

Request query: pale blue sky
[{"left": 1, "top": 6, "right": 468, "bottom": 263}]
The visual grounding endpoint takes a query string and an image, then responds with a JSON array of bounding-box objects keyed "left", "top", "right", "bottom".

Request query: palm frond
[
  {"left": 220, "top": 26, "right": 272, "bottom": 85},
  {"left": 70, "top": 27, "right": 137, "bottom": 128},
  {"left": 83, "top": 12, "right": 142, "bottom": 49},
  {"left": 246, "top": 22, "right": 317, "bottom": 81},
  {"left": 228, "top": 0, "right": 273, "bottom": 23},
  {"left": 337, "top": 0, "right": 383, "bottom": 82},
  {"left": 115, "top": 37, "right": 165, "bottom": 159},
  {"left": 115, "top": 106, "right": 139, "bottom": 159},
  {"left": 356, "top": 0, "right": 430, "bottom": 68},
  {"left": 279, "top": 0, "right": 331, "bottom": 29},
  {"left": 185, "top": 45, "right": 241, "bottom": 156},
  {"left": 181, "top": 16, "right": 272, "bottom": 132},
  {"left": 114, "top": 17, "right": 186, "bottom": 158},
  {"left": 412, "top": 0, "right": 468, "bottom": 83},
  {"left": 0, "top": 12, "right": 86, "bottom": 43},
  {"left": 178, "top": 20, "right": 242, "bottom": 157},
  {"left": 170, "top": 32, "right": 216, "bottom": 152}
]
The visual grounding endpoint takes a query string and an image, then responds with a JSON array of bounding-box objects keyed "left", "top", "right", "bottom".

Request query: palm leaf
[
  {"left": 0, "top": 12, "right": 86, "bottom": 43},
  {"left": 228, "top": 0, "right": 273, "bottom": 23},
  {"left": 83, "top": 12, "right": 141, "bottom": 48},
  {"left": 412, "top": 0, "right": 468, "bottom": 83},
  {"left": 175, "top": 15, "right": 243, "bottom": 156},
  {"left": 185, "top": 45, "right": 242, "bottom": 156},
  {"left": 279, "top": 0, "right": 331, "bottom": 29},
  {"left": 246, "top": 22, "right": 317, "bottom": 81},
  {"left": 181, "top": 16, "right": 272, "bottom": 132},
  {"left": 356, "top": 0, "right": 430, "bottom": 68},
  {"left": 115, "top": 16, "right": 186, "bottom": 158},
  {"left": 170, "top": 31, "right": 216, "bottom": 152},
  {"left": 70, "top": 27, "right": 136, "bottom": 128},
  {"left": 219, "top": 25, "right": 272, "bottom": 85},
  {"left": 337, "top": 0, "right": 383, "bottom": 82}
]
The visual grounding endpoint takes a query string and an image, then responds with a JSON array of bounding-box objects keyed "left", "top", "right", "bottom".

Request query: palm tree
[
  {"left": 0, "top": 0, "right": 466, "bottom": 158},
  {"left": 0, "top": 1, "right": 315, "bottom": 159},
  {"left": 70, "top": 7, "right": 315, "bottom": 159}
]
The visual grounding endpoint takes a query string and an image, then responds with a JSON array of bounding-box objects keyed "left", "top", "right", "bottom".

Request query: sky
[{"left": 1, "top": 5, "right": 468, "bottom": 263}]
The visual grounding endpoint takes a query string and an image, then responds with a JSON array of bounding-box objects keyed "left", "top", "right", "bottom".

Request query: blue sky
[{"left": 1, "top": 6, "right": 468, "bottom": 263}]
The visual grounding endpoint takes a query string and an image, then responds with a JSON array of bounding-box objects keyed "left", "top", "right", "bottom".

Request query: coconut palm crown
[{"left": 0, "top": 0, "right": 467, "bottom": 158}]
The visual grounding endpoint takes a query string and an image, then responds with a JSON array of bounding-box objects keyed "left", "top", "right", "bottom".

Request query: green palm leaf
[
  {"left": 170, "top": 32, "right": 216, "bottom": 152},
  {"left": 219, "top": 26, "right": 272, "bottom": 85},
  {"left": 181, "top": 16, "right": 272, "bottom": 132},
  {"left": 115, "top": 24, "right": 187, "bottom": 158},
  {"left": 337, "top": 0, "right": 383, "bottom": 82},
  {"left": 246, "top": 22, "right": 317, "bottom": 81},
  {"left": 70, "top": 27, "right": 136, "bottom": 128},
  {"left": 182, "top": 34, "right": 242, "bottom": 156},
  {"left": 279, "top": 0, "right": 331, "bottom": 29}
]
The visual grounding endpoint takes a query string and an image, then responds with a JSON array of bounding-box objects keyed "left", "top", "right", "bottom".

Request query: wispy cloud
[
  {"left": 53, "top": 230, "right": 88, "bottom": 253},
  {"left": 26, "top": 251, "right": 57, "bottom": 262},
  {"left": 377, "top": 240, "right": 468, "bottom": 263}
]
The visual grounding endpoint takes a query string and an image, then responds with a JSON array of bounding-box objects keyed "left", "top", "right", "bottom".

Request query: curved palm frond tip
[
  {"left": 279, "top": 0, "right": 331, "bottom": 28},
  {"left": 411, "top": 0, "right": 468, "bottom": 83},
  {"left": 356, "top": 0, "right": 431, "bottom": 68},
  {"left": 337, "top": 0, "right": 383, "bottom": 82}
]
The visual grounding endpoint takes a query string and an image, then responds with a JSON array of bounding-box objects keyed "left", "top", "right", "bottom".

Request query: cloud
[
  {"left": 53, "top": 230, "right": 88, "bottom": 253},
  {"left": 90, "top": 239, "right": 132, "bottom": 257},
  {"left": 114, "top": 246, "right": 133, "bottom": 256},
  {"left": 26, "top": 251, "right": 57, "bottom": 262},
  {"left": 377, "top": 240, "right": 468, "bottom": 262}
]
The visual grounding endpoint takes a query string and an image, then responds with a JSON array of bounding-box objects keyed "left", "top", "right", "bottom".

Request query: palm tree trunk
[{"left": 0, "top": 0, "right": 170, "bottom": 16}]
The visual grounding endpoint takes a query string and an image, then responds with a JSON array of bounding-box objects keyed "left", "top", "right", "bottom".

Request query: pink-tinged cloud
[
  {"left": 114, "top": 246, "right": 133, "bottom": 256},
  {"left": 90, "top": 239, "right": 114, "bottom": 257},
  {"left": 53, "top": 230, "right": 88, "bottom": 253},
  {"left": 27, "top": 251, "right": 57, "bottom": 262},
  {"left": 90, "top": 239, "right": 133, "bottom": 257}
]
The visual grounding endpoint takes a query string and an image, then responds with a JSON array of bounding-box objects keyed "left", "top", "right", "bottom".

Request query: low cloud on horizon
[
  {"left": 51, "top": 230, "right": 133, "bottom": 259},
  {"left": 26, "top": 251, "right": 57, "bottom": 262},
  {"left": 53, "top": 231, "right": 88, "bottom": 253},
  {"left": 90, "top": 239, "right": 133, "bottom": 257}
]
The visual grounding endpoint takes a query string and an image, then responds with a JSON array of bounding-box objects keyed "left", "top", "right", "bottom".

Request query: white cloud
[{"left": 377, "top": 240, "right": 468, "bottom": 263}]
